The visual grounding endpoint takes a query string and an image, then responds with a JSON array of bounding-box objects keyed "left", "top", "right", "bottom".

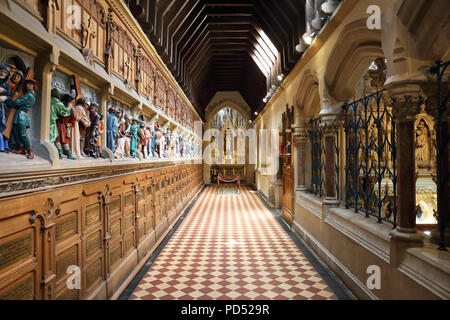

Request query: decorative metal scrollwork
[
  {"left": 343, "top": 89, "right": 397, "bottom": 227},
  {"left": 309, "top": 118, "right": 325, "bottom": 197},
  {"left": 429, "top": 59, "right": 450, "bottom": 250}
]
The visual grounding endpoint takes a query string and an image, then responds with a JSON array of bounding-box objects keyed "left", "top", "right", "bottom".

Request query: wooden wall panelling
[
  {"left": 81, "top": 184, "right": 105, "bottom": 299},
  {"left": 176, "top": 169, "right": 181, "bottom": 211},
  {"left": 136, "top": 171, "right": 155, "bottom": 261},
  {"left": 0, "top": 195, "right": 44, "bottom": 300},
  {"left": 0, "top": 164, "right": 203, "bottom": 300},
  {"left": 153, "top": 171, "right": 167, "bottom": 241},
  {"left": 105, "top": 177, "right": 122, "bottom": 298},
  {"left": 54, "top": 186, "right": 84, "bottom": 300},
  {"left": 167, "top": 168, "right": 176, "bottom": 226}
]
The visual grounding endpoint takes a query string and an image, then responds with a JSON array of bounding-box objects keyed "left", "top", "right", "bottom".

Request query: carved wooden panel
[{"left": 0, "top": 164, "right": 202, "bottom": 300}]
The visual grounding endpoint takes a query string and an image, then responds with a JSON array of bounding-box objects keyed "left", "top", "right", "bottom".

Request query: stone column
[
  {"left": 294, "top": 126, "right": 308, "bottom": 191},
  {"left": 320, "top": 117, "right": 340, "bottom": 205},
  {"left": 32, "top": 47, "right": 60, "bottom": 164},
  {"left": 388, "top": 86, "right": 424, "bottom": 249}
]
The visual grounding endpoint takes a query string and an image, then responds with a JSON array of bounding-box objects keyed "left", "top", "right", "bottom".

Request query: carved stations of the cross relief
[
  {"left": 135, "top": 46, "right": 142, "bottom": 85},
  {"left": 124, "top": 57, "right": 133, "bottom": 86},
  {"left": 81, "top": 16, "right": 97, "bottom": 65},
  {"left": 104, "top": 7, "right": 115, "bottom": 74}
]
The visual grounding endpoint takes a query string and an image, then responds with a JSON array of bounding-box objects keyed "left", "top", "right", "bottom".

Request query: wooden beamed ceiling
[{"left": 128, "top": 0, "right": 306, "bottom": 118}]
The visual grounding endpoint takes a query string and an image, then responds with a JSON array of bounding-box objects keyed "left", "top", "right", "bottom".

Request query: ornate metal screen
[
  {"left": 430, "top": 60, "right": 450, "bottom": 250},
  {"left": 343, "top": 90, "right": 397, "bottom": 227},
  {"left": 310, "top": 118, "right": 325, "bottom": 197}
]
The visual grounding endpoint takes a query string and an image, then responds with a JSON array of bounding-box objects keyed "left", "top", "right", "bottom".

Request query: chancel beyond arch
[{"left": 206, "top": 101, "right": 250, "bottom": 130}]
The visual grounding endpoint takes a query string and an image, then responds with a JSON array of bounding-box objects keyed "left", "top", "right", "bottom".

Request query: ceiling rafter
[{"left": 128, "top": 0, "right": 306, "bottom": 117}]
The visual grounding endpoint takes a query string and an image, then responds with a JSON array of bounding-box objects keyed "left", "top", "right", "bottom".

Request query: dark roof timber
[{"left": 128, "top": 0, "right": 306, "bottom": 117}]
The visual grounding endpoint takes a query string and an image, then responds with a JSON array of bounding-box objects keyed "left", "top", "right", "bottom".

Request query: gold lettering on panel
[
  {"left": 0, "top": 276, "right": 33, "bottom": 300},
  {"left": 56, "top": 287, "right": 79, "bottom": 300},
  {"left": 110, "top": 245, "right": 122, "bottom": 266},
  {"left": 125, "top": 193, "right": 133, "bottom": 208},
  {"left": 138, "top": 206, "right": 145, "bottom": 218},
  {"left": 110, "top": 196, "right": 121, "bottom": 213},
  {"left": 56, "top": 214, "right": 77, "bottom": 241},
  {"left": 137, "top": 189, "right": 144, "bottom": 203},
  {"left": 56, "top": 246, "right": 78, "bottom": 279},
  {"left": 125, "top": 234, "right": 134, "bottom": 253},
  {"left": 138, "top": 224, "right": 145, "bottom": 241},
  {"left": 110, "top": 220, "right": 121, "bottom": 239},
  {"left": 86, "top": 232, "right": 101, "bottom": 257},
  {"left": 85, "top": 204, "right": 100, "bottom": 226},
  {"left": 125, "top": 214, "right": 133, "bottom": 229},
  {"left": 86, "top": 260, "right": 102, "bottom": 289},
  {"left": 0, "top": 233, "right": 32, "bottom": 270}
]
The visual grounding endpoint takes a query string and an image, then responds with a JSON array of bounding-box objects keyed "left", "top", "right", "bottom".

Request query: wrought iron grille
[
  {"left": 343, "top": 89, "right": 397, "bottom": 227},
  {"left": 310, "top": 118, "right": 325, "bottom": 197},
  {"left": 430, "top": 60, "right": 450, "bottom": 250},
  {"left": 335, "top": 129, "right": 340, "bottom": 201}
]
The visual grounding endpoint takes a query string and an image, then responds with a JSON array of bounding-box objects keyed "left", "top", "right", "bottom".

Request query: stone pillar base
[
  {"left": 430, "top": 227, "right": 450, "bottom": 249},
  {"left": 295, "top": 185, "right": 307, "bottom": 192},
  {"left": 389, "top": 229, "right": 424, "bottom": 266},
  {"left": 322, "top": 199, "right": 340, "bottom": 219}
]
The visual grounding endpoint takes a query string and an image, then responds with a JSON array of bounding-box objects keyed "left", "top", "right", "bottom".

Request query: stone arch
[
  {"left": 324, "top": 19, "right": 384, "bottom": 102},
  {"left": 2, "top": 55, "right": 27, "bottom": 73},
  {"left": 206, "top": 100, "right": 250, "bottom": 129},
  {"left": 295, "top": 69, "right": 320, "bottom": 118},
  {"left": 396, "top": 0, "right": 450, "bottom": 61}
]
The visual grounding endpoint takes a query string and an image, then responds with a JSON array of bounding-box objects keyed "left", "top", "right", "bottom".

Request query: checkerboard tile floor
[{"left": 130, "top": 187, "right": 338, "bottom": 300}]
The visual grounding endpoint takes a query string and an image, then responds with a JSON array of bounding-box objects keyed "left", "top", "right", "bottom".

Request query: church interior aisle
[{"left": 129, "top": 187, "right": 342, "bottom": 300}]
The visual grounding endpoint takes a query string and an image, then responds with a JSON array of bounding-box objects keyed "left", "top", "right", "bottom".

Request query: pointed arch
[
  {"left": 295, "top": 69, "right": 320, "bottom": 118},
  {"left": 324, "top": 19, "right": 384, "bottom": 102}
]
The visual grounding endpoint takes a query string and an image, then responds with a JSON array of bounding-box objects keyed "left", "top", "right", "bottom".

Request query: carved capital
[
  {"left": 294, "top": 127, "right": 308, "bottom": 144},
  {"left": 320, "top": 119, "right": 341, "bottom": 136},
  {"left": 389, "top": 94, "right": 424, "bottom": 121}
]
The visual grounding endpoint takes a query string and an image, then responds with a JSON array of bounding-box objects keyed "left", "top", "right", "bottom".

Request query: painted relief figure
[
  {"left": 129, "top": 118, "right": 139, "bottom": 158},
  {"left": 50, "top": 88, "right": 76, "bottom": 160},
  {"left": 84, "top": 103, "right": 101, "bottom": 158},
  {"left": 2, "top": 79, "right": 38, "bottom": 159},
  {"left": 71, "top": 98, "right": 91, "bottom": 159},
  {"left": 0, "top": 65, "right": 11, "bottom": 152}
]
